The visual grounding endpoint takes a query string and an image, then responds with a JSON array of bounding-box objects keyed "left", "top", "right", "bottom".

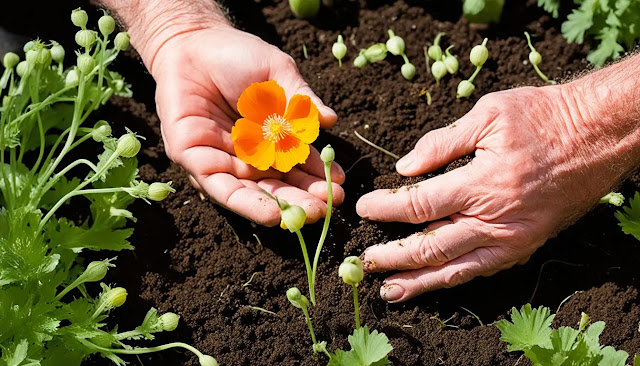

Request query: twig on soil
[
  {"left": 344, "top": 154, "right": 372, "bottom": 174},
  {"left": 242, "top": 272, "right": 258, "bottom": 288},
  {"left": 514, "top": 354, "right": 524, "bottom": 366},
  {"left": 245, "top": 305, "right": 278, "bottom": 316},
  {"left": 459, "top": 306, "right": 484, "bottom": 326},
  {"left": 354, "top": 131, "right": 400, "bottom": 160},
  {"left": 529, "top": 260, "right": 584, "bottom": 303}
]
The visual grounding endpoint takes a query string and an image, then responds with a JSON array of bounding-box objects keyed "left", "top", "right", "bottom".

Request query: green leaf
[
  {"left": 615, "top": 191, "right": 640, "bottom": 240},
  {"left": 463, "top": 0, "right": 504, "bottom": 23},
  {"left": 463, "top": 0, "right": 485, "bottom": 15},
  {"left": 598, "top": 346, "right": 628, "bottom": 366},
  {"left": 328, "top": 326, "right": 392, "bottom": 366},
  {"left": 39, "top": 176, "right": 81, "bottom": 210},
  {"left": 538, "top": 0, "right": 560, "bottom": 18},
  {"left": 587, "top": 27, "right": 624, "bottom": 66},
  {"left": 562, "top": 5, "right": 595, "bottom": 44},
  {"left": 45, "top": 217, "right": 133, "bottom": 253},
  {"left": 496, "top": 304, "right": 554, "bottom": 351}
]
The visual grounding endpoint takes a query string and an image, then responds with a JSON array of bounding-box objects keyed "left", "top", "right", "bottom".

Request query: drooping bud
[
  {"left": 116, "top": 132, "right": 141, "bottom": 158},
  {"left": 363, "top": 43, "right": 387, "bottom": 63},
  {"left": 401, "top": 63, "right": 416, "bottom": 81},
  {"left": 98, "top": 15, "right": 116, "bottom": 36},
  {"left": 431, "top": 60, "right": 447, "bottom": 84},
  {"left": 456, "top": 80, "right": 476, "bottom": 99},
  {"left": 470, "top": 38, "right": 489, "bottom": 67},
  {"left": 16, "top": 61, "right": 28, "bottom": 77},
  {"left": 286, "top": 287, "right": 310, "bottom": 309},
  {"left": 51, "top": 44, "right": 65, "bottom": 63},
  {"left": 320, "top": 145, "right": 335, "bottom": 164},
  {"left": 443, "top": 46, "right": 459, "bottom": 74},
  {"left": 332, "top": 35, "right": 347, "bottom": 67},
  {"left": 104, "top": 287, "right": 127, "bottom": 308},
  {"left": 26, "top": 49, "right": 38, "bottom": 67},
  {"left": 75, "top": 29, "right": 96, "bottom": 48},
  {"left": 77, "top": 54, "right": 95, "bottom": 74},
  {"left": 148, "top": 182, "right": 175, "bottom": 201},
  {"left": 280, "top": 204, "right": 306, "bottom": 232},
  {"left": 36, "top": 47, "right": 52, "bottom": 66},
  {"left": 159, "top": 312, "right": 180, "bottom": 331},
  {"left": 338, "top": 256, "right": 364, "bottom": 286},
  {"left": 529, "top": 51, "right": 542, "bottom": 66},
  {"left": 92, "top": 120, "right": 112, "bottom": 142},
  {"left": 71, "top": 8, "right": 89, "bottom": 28},
  {"left": 288, "top": 0, "right": 320, "bottom": 19},
  {"left": 114, "top": 32, "right": 130, "bottom": 51},
  {"left": 3, "top": 52, "right": 19, "bottom": 69},
  {"left": 354, "top": 51, "right": 368, "bottom": 68},
  {"left": 65, "top": 69, "right": 79, "bottom": 86},
  {"left": 386, "top": 29, "right": 405, "bottom": 56},
  {"left": 199, "top": 355, "right": 219, "bottom": 366},
  {"left": 23, "top": 41, "right": 35, "bottom": 53},
  {"left": 427, "top": 32, "right": 445, "bottom": 61}
]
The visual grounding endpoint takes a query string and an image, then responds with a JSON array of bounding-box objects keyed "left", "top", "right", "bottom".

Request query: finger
[
  {"left": 299, "top": 146, "right": 345, "bottom": 184},
  {"left": 257, "top": 179, "right": 328, "bottom": 224},
  {"left": 283, "top": 168, "right": 345, "bottom": 206},
  {"left": 195, "top": 172, "right": 281, "bottom": 226},
  {"left": 396, "top": 111, "right": 484, "bottom": 176},
  {"left": 270, "top": 55, "right": 338, "bottom": 128},
  {"left": 379, "top": 247, "right": 518, "bottom": 302},
  {"left": 363, "top": 218, "right": 487, "bottom": 272},
  {"left": 356, "top": 167, "right": 472, "bottom": 224}
]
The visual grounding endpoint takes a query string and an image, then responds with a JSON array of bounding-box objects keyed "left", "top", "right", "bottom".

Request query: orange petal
[
  {"left": 284, "top": 95, "right": 320, "bottom": 144},
  {"left": 237, "top": 81, "right": 287, "bottom": 125},
  {"left": 272, "top": 135, "right": 310, "bottom": 173},
  {"left": 231, "top": 118, "right": 275, "bottom": 171}
]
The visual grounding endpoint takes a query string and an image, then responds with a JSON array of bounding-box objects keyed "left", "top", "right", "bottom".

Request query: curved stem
[
  {"left": 311, "top": 162, "right": 333, "bottom": 306},
  {"left": 78, "top": 339, "right": 205, "bottom": 359},
  {"left": 533, "top": 63, "right": 554, "bottom": 84},
  {"left": 468, "top": 65, "right": 483, "bottom": 83},
  {"left": 39, "top": 158, "right": 99, "bottom": 198},
  {"left": 353, "top": 285, "right": 360, "bottom": 329},
  {"left": 295, "top": 230, "right": 315, "bottom": 306},
  {"left": 401, "top": 53, "right": 410, "bottom": 64}
]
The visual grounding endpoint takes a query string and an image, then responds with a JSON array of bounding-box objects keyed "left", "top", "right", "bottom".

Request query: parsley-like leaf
[
  {"left": 328, "top": 326, "right": 392, "bottom": 366},
  {"left": 496, "top": 304, "right": 554, "bottom": 351},
  {"left": 615, "top": 191, "right": 640, "bottom": 240}
]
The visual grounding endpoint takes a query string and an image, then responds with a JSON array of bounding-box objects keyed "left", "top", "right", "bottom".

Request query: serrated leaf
[
  {"left": 598, "top": 346, "right": 628, "bottom": 366},
  {"left": 615, "top": 191, "right": 640, "bottom": 240},
  {"left": 45, "top": 217, "right": 133, "bottom": 253},
  {"left": 562, "top": 6, "right": 595, "bottom": 44},
  {"left": 538, "top": 0, "right": 560, "bottom": 17},
  {"left": 328, "top": 326, "right": 392, "bottom": 366},
  {"left": 496, "top": 304, "right": 554, "bottom": 351}
]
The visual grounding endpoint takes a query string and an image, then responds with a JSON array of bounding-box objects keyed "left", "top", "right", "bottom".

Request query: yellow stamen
[{"left": 262, "top": 113, "right": 291, "bottom": 143}]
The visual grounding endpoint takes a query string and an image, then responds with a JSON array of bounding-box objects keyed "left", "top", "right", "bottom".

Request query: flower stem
[
  {"left": 295, "top": 230, "right": 314, "bottom": 306},
  {"left": 79, "top": 339, "right": 206, "bottom": 359},
  {"left": 353, "top": 284, "right": 360, "bottom": 329},
  {"left": 301, "top": 306, "right": 317, "bottom": 345},
  {"left": 310, "top": 162, "right": 333, "bottom": 306}
]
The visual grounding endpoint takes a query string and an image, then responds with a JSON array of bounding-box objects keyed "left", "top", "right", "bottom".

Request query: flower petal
[
  {"left": 237, "top": 80, "right": 287, "bottom": 124},
  {"left": 231, "top": 118, "right": 275, "bottom": 171},
  {"left": 284, "top": 95, "right": 320, "bottom": 144},
  {"left": 272, "top": 135, "right": 310, "bottom": 173}
]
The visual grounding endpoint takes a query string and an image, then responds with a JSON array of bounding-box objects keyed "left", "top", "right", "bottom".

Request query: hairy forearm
[{"left": 100, "top": 0, "right": 231, "bottom": 68}]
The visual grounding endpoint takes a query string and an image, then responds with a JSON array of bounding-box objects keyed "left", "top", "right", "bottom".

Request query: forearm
[{"left": 100, "top": 0, "right": 231, "bottom": 69}]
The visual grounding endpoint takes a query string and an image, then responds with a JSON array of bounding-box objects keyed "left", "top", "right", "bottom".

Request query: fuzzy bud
[
  {"left": 320, "top": 145, "right": 335, "bottom": 164},
  {"left": 199, "top": 355, "right": 219, "bottom": 366},
  {"left": 104, "top": 287, "right": 127, "bottom": 308},
  {"left": 98, "top": 15, "right": 116, "bottom": 36},
  {"left": 280, "top": 204, "right": 306, "bottom": 232},
  {"left": 148, "top": 182, "right": 175, "bottom": 201},
  {"left": 288, "top": 0, "right": 320, "bottom": 19},
  {"left": 332, "top": 35, "right": 347, "bottom": 65},
  {"left": 386, "top": 29, "right": 405, "bottom": 56},
  {"left": 23, "top": 41, "right": 35, "bottom": 52},
  {"left": 338, "top": 256, "right": 364, "bottom": 286},
  {"left": 51, "top": 44, "right": 65, "bottom": 63},
  {"left": 431, "top": 60, "right": 447, "bottom": 84},
  {"left": 36, "top": 48, "right": 52, "bottom": 66},
  {"left": 443, "top": 46, "right": 458, "bottom": 74},
  {"left": 77, "top": 54, "right": 95, "bottom": 74},
  {"left": 116, "top": 132, "right": 141, "bottom": 158},
  {"left": 114, "top": 32, "right": 130, "bottom": 51},
  {"left": 354, "top": 52, "right": 368, "bottom": 68},
  {"left": 3, "top": 52, "right": 19, "bottom": 69},
  {"left": 456, "top": 80, "right": 475, "bottom": 99},
  {"left": 125, "top": 181, "right": 150, "bottom": 200},
  {"left": 363, "top": 43, "right": 387, "bottom": 63},
  {"left": 529, "top": 51, "right": 542, "bottom": 66},
  {"left": 16, "top": 61, "right": 28, "bottom": 77},
  {"left": 82, "top": 261, "right": 110, "bottom": 283},
  {"left": 599, "top": 192, "right": 624, "bottom": 206},
  {"left": 26, "top": 49, "right": 37, "bottom": 67},
  {"left": 401, "top": 63, "right": 416, "bottom": 81},
  {"left": 470, "top": 39, "right": 489, "bottom": 67},
  {"left": 71, "top": 8, "right": 88, "bottom": 28},
  {"left": 76, "top": 30, "right": 96, "bottom": 48},
  {"left": 65, "top": 69, "right": 79, "bottom": 86},
  {"left": 159, "top": 312, "right": 180, "bottom": 331},
  {"left": 92, "top": 120, "right": 112, "bottom": 142},
  {"left": 428, "top": 44, "right": 442, "bottom": 61},
  {"left": 286, "top": 287, "right": 309, "bottom": 309}
]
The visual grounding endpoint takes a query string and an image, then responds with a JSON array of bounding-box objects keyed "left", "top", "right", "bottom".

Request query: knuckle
[
  {"left": 416, "top": 236, "right": 448, "bottom": 265},
  {"left": 407, "top": 188, "right": 433, "bottom": 223},
  {"left": 442, "top": 267, "right": 472, "bottom": 288}
]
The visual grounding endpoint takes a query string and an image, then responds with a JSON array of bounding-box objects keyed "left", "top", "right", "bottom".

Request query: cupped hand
[
  {"left": 148, "top": 25, "right": 345, "bottom": 226},
  {"left": 356, "top": 84, "right": 630, "bottom": 302}
]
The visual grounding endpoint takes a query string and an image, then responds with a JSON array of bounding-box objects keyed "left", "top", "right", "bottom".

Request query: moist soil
[{"left": 7, "top": 0, "right": 640, "bottom": 365}]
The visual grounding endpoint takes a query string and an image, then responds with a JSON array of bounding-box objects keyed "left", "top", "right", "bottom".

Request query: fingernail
[
  {"left": 356, "top": 195, "right": 370, "bottom": 219},
  {"left": 396, "top": 151, "right": 415, "bottom": 172},
  {"left": 380, "top": 283, "right": 405, "bottom": 302}
]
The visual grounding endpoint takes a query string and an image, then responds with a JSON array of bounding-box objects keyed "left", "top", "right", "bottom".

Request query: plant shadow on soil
[{"left": 7, "top": 0, "right": 640, "bottom": 365}]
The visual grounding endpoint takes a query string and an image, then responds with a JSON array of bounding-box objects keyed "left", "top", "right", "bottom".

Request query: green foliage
[
  {"left": 462, "top": 0, "right": 505, "bottom": 24},
  {"left": 615, "top": 191, "right": 640, "bottom": 240},
  {"left": 496, "top": 304, "right": 628, "bottom": 365},
  {"left": 328, "top": 326, "right": 393, "bottom": 366}
]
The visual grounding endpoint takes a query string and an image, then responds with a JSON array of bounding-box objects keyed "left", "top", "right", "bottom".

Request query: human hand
[
  {"left": 356, "top": 83, "right": 640, "bottom": 302},
  {"left": 131, "top": 17, "right": 345, "bottom": 226}
]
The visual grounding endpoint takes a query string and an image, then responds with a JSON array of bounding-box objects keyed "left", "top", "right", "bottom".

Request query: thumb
[{"left": 270, "top": 56, "right": 338, "bottom": 128}]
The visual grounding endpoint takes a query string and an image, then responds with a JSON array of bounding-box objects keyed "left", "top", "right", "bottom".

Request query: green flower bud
[
  {"left": 36, "top": 47, "right": 51, "bottom": 66},
  {"left": 354, "top": 52, "right": 368, "bottom": 68},
  {"left": 579, "top": 312, "right": 590, "bottom": 332},
  {"left": 65, "top": 69, "right": 79, "bottom": 86},
  {"left": 116, "top": 132, "right": 141, "bottom": 157},
  {"left": 286, "top": 287, "right": 309, "bottom": 309},
  {"left": 401, "top": 63, "right": 416, "bottom": 80},
  {"left": 23, "top": 41, "right": 35, "bottom": 53},
  {"left": 338, "top": 256, "right": 364, "bottom": 286},
  {"left": 77, "top": 53, "right": 95, "bottom": 74},
  {"left": 159, "top": 312, "right": 180, "bottom": 331},
  {"left": 92, "top": 120, "right": 112, "bottom": 142},
  {"left": 428, "top": 44, "right": 442, "bottom": 61},
  {"left": 320, "top": 145, "right": 335, "bottom": 163},
  {"left": 98, "top": 15, "right": 116, "bottom": 36},
  {"left": 363, "top": 43, "right": 387, "bottom": 63},
  {"left": 26, "top": 49, "right": 38, "bottom": 66},
  {"left": 16, "top": 61, "right": 28, "bottom": 77},
  {"left": 104, "top": 287, "right": 127, "bottom": 308},
  {"left": 332, "top": 35, "right": 347, "bottom": 66},
  {"left": 599, "top": 192, "right": 624, "bottom": 206},
  {"left": 51, "top": 44, "right": 65, "bottom": 63},
  {"left": 113, "top": 79, "right": 125, "bottom": 92},
  {"left": 75, "top": 30, "right": 96, "bottom": 48},
  {"left": 71, "top": 8, "right": 88, "bottom": 28},
  {"left": 280, "top": 204, "right": 306, "bottom": 232},
  {"left": 81, "top": 260, "right": 110, "bottom": 283},
  {"left": 114, "top": 32, "right": 130, "bottom": 51},
  {"left": 386, "top": 29, "right": 405, "bottom": 56},
  {"left": 125, "top": 181, "right": 150, "bottom": 200},
  {"left": 431, "top": 60, "right": 447, "bottom": 84},
  {"left": 289, "top": 0, "right": 320, "bottom": 19},
  {"left": 456, "top": 80, "right": 475, "bottom": 99},
  {"left": 529, "top": 51, "right": 542, "bottom": 66},
  {"left": 443, "top": 46, "right": 458, "bottom": 74},
  {"left": 199, "top": 355, "right": 219, "bottom": 366},
  {"left": 3, "top": 52, "right": 19, "bottom": 69},
  {"left": 470, "top": 38, "right": 489, "bottom": 67},
  {"left": 148, "top": 182, "right": 175, "bottom": 201}
]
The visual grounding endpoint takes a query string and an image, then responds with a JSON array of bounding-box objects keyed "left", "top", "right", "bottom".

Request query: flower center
[{"left": 262, "top": 113, "right": 291, "bottom": 143}]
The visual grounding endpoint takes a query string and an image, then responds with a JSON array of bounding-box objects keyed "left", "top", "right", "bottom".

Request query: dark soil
[{"left": 11, "top": 0, "right": 640, "bottom": 365}]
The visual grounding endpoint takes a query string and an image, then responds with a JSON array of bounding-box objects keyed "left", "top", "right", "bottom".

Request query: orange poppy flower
[{"left": 231, "top": 81, "right": 320, "bottom": 173}]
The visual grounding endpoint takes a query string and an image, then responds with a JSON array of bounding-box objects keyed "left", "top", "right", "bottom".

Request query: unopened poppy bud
[
  {"left": 159, "top": 312, "right": 180, "bottom": 331},
  {"left": 77, "top": 54, "right": 95, "bottom": 74},
  {"left": 578, "top": 312, "right": 590, "bottom": 331},
  {"left": 36, "top": 48, "right": 51, "bottom": 66},
  {"left": 98, "top": 15, "right": 116, "bottom": 36},
  {"left": 23, "top": 41, "right": 35, "bottom": 52},
  {"left": 354, "top": 52, "right": 368, "bottom": 68},
  {"left": 125, "top": 181, "right": 150, "bottom": 199},
  {"left": 428, "top": 32, "right": 445, "bottom": 61},
  {"left": 431, "top": 60, "right": 447, "bottom": 84},
  {"left": 71, "top": 8, "right": 88, "bottom": 28},
  {"left": 288, "top": 0, "right": 320, "bottom": 19},
  {"left": 51, "top": 44, "right": 65, "bottom": 63},
  {"left": 443, "top": 46, "right": 458, "bottom": 74},
  {"left": 338, "top": 256, "right": 364, "bottom": 286},
  {"left": 113, "top": 79, "right": 124, "bottom": 91},
  {"left": 26, "top": 49, "right": 37, "bottom": 66},
  {"left": 199, "top": 355, "right": 219, "bottom": 366},
  {"left": 286, "top": 287, "right": 309, "bottom": 309},
  {"left": 65, "top": 69, "right": 79, "bottom": 86},
  {"left": 148, "top": 182, "right": 175, "bottom": 201},
  {"left": 332, "top": 35, "right": 347, "bottom": 66},
  {"left": 386, "top": 29, "right": 405, "bottom": 56},
  {"left": 104, "top": 287, "right": 127, "bottom": 308},
  {"left": 76, "top": 30, "right": 96, "bottom": 48},
  {"left": 363, "top": 43, "right": 387, "bottom": 63},
  {"left": 470, "top": 38, "right": 489, "bottom": 67},
  {"left": 92, "top": 120, "right": 112, "bottom": 142},
  {"left": 83, "top": 261, "right": 110, "bottom": 283},
  {"left": 599, "top": 192, "right": 624, "bottom": 206},
  {"left": 529, "top": 51, "right": 542, "bottom": 66},
  {"left": 456, "top": 80, "right": 475, "bottom": 99},
  {"left": 3, "top": 52, "right": 19, "bottom": 69},
  {"left": 114, "top": 32, "right": 130, "bottom": 51},
  {"left": 320, "top": 145, "right": 334, "bottom": 163},
  {"left": 116, "top": 132, "right": 141, "bottom": 158},
  {"left": 280, "top": 204, "right": 306, "bottom": 232},
  {"left": 401, "top": 63, "right": 416, "bottom": 80},
  {"left": 16, "top": 61, "right": 28, "bottom": 77}
]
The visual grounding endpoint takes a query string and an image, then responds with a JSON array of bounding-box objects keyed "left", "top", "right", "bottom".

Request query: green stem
[
  {"left": 401, "top": 53, "right": 410, "bottom": 64},
  {"left": 78, "top": 339, "right": 206, "bottom": 359},
  {"left": 301, "top": 306, "right": 317, "bottom": 345},
  {"left": 532, "top": 63, "right": 554, "bottom": 84},
  {"left": 295, "top": 230, "right": 315, "bottom": 306},
  {"left": 113, "top": 330, "right": 142, "bottom": 341},
  {"left": 310, "top": 162, "right": 333, "bottom": 306},
  {"left": 468, "top": 65, "right": 482, "bottom": 83},
  {"left": 40, "top": 158, "right": 99, "bottom": 195},
  {"left": 353, "top": 285, "right": 360, "bottom": 329}
]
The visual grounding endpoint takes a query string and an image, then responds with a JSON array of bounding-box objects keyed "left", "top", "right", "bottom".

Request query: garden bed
[{"left": 78, "top": 0, "right": 640, "bottom": 364}]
